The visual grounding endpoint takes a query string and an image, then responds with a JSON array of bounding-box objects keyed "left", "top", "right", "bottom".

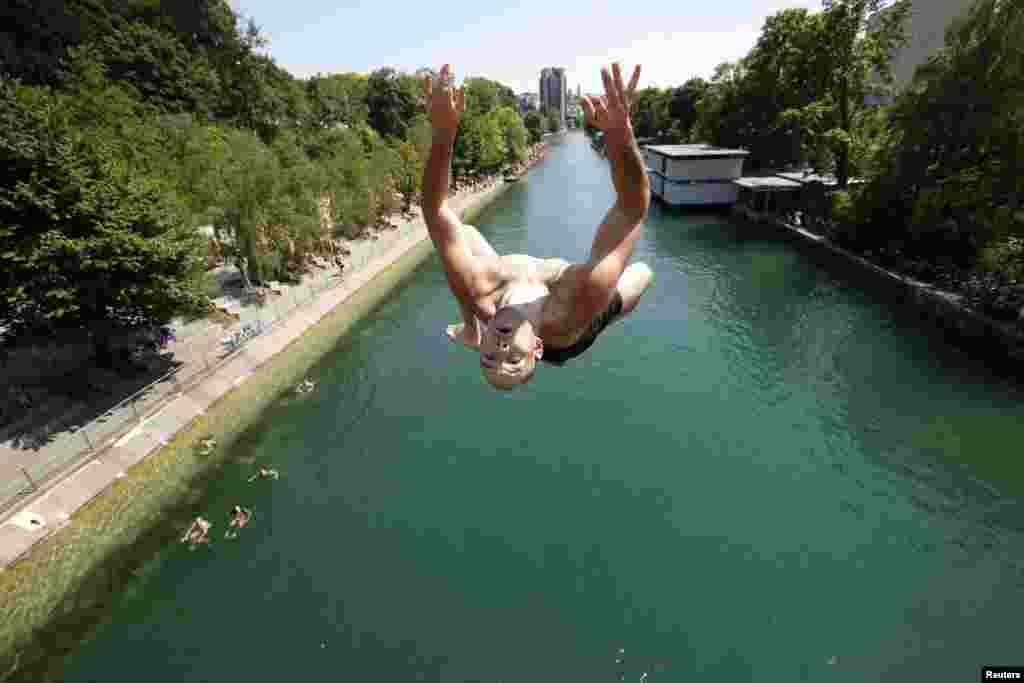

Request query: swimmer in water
[
  {"left": 225, "top": 505, "right": 252, "bottom": 539},
  {"left": 197, "top": 436, "right": 216, "bottom": 456},
  {"left": 181, "top": 517, "right": 211, "bottom": 547},
  {"left": 247, "top": 467, "right": 279, "bottom": 482},
  {"left": 423, "top": 63, "right": 653, "bottom": 390}
]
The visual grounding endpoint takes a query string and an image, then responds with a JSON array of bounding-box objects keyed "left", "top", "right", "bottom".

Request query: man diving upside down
[{"left": 422, "top": 62, "right": 653, "bottom": 390}]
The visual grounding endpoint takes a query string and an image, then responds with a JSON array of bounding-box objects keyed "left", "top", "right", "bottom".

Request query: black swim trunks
[{"left": 541, "top": 291, "right": 624, "bottom": 366}]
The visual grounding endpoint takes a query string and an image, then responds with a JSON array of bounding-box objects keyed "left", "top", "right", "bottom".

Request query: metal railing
[
  {"left": 0, "top": 189, "right": 448, "bottom": 515},
  {"left": 0, "top": 265, "right": 352, "bottom": 514}
]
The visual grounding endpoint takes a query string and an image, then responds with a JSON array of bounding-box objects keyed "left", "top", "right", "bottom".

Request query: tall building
[{"left": 539, "top": 67, "right": 568, "bottom": 128}]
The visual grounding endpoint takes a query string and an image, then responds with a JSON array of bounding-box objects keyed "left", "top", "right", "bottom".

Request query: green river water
[{"left": 61, "top": 131, "right": 1024, "bottom": 681}]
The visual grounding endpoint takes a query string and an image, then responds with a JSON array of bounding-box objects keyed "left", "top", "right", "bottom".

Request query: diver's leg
[{"left": 613, "top": 262, "right": 654, "bottom": 318}]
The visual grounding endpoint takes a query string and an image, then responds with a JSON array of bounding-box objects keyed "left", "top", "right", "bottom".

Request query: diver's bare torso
[{"left": 474, "top": 253, "right": 591, "bottom": 344}]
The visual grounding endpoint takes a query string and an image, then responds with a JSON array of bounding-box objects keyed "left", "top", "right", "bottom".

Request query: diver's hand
[
  {"left": 582, "top": 63, "right": 640, "bottom": 132},
  {"left": 424, "top": 64, "right": 465, "bottom": 135},
  {"left": 446, "top": 323, "right": 480, "bottom": 350}
]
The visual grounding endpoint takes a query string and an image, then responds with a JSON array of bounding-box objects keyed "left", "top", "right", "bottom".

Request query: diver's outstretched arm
[
  {"left": 577, "top": 64, "right": 650, "bottom": 318},
  {"left": 421, "top": 64, "right": 496, "bottom": 311}
]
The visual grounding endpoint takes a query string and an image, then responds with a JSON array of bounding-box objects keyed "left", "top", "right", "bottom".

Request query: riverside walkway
[{"left": 0, "top": 182, "right": 508, "bottom": 568}]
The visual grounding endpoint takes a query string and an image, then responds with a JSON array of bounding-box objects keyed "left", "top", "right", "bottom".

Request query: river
[{"left": 61, "top": 131, "right": 1024, "bottom": 682}]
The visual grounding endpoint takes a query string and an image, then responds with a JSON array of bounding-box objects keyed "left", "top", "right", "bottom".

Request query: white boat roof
[
  {"left": 645, "top": 144, "right": 750, "bottom": 158},
  {"left": 734, "top": 176, "right": 803, "bottom": 191}
]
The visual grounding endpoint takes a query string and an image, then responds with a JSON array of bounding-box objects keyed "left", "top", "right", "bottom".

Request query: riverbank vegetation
[
  {"left": 0, "top": 0, "right": 540, "bottom": 367},
  {"left": 598, "top": 0, "right": 1022, "bottom": 324}
]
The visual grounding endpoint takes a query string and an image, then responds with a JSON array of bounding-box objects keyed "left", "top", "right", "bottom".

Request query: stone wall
[{"left": 760, "top": 217, "right": 1024, "bottom": 371}]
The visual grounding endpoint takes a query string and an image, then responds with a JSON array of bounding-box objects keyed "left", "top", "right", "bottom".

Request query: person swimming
[
  {"left": 181, "top": 517, "right": 211, "bottom": 547},
  {"left": 247, "top": 467, "right": 280, "bottom": 482},
  {"left": 225, "top": 505, "right": 252, "bottom": 539}
]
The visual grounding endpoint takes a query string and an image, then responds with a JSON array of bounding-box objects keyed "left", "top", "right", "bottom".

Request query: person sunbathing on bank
[
  {"left": 422, "top": 63, "right": 653, "bottom": 390},
  {"left": 225, "top": 505, "right": 252, "bottom": 539}
]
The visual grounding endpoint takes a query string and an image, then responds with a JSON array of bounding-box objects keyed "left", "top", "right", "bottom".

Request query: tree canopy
[{"left": 0, "top": 2, "right": 536, "bottom": 359}]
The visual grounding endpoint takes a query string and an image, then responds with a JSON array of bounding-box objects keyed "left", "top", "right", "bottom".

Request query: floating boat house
[{"left": 643, "top": 144, "right": 750, "bottom": 208}]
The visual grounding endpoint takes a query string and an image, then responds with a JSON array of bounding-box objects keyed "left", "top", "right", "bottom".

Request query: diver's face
[{"left": 479, "top": 307, "right": 542, "bottom": 381}]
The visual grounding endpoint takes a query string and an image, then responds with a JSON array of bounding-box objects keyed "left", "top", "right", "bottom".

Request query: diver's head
[{"left": 479, "top": 304, "right": 543, "bottom": 390}]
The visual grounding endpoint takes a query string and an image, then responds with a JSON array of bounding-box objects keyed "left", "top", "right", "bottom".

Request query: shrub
[{"left": 0, "top": 77, "right": 208, "bottom": 363}]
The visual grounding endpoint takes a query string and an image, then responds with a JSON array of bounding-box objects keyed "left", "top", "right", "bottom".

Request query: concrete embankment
[{"left": 0, "top": 157, "right": 535, "bottom": 680}]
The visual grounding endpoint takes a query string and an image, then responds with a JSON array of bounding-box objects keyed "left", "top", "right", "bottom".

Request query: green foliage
[
  {"left": 0, "top": 77, "right": 208, "bottom": 355},
  {"left": 633, "top": 87, "right": 671, "bottom": 140},
  {"left": 393, "top": 140, "right": 422, "bottom": 210},
  {"left": 978, "top": 237, "right": 1024, "bottom": 281},
  {"left": 305, "top": 72, "right": 369, "bottom": 129},
  {"left": 849, "top": 0, "right": 1023, "bottom": 263},
  {"left": 155, "top": 119, "right": 232, "bottom": 226},
  {"left": 693, "top": 2, "right": 909, "bottom": 177},
  {"left": 829, "top": 190, "right": 856, "bottom": 228},
  {"left": 523, "top": 110, "right": 545, "bottom": 144},
  {"left": 668, "top": 78, "right": 707, "bottom": 135},
  {"left": 545, "top": 112, "right": 560, "bottom": 133},
  {"left": 491, "top": 106, "right": 528, "bottom": 164},
  {"left": 407, "top": 113, "right": 433, "bottom": 160},
  {"left": 76, "top": 21, "right": 221, "bottom": 115},
  {"left": 316, "top": 127, "right": 373, "bottom": 236},
  {"left": 1, "top": 1, "right": 549, "bottom": 358},
  {"left": 464, "top": 78, "right": 500, "bottom": 117},
  {"left": 464, "top": 112, "right": 508, "bottom": 171},
  {"left": 365, "top": 67, "right": 418, "bottom": 140},
  {"left": 218, "top": 52, "right": 307, "bottom": 144}
]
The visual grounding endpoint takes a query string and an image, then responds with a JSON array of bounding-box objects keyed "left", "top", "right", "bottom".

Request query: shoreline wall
[{"left": 754, "top": 215, "right": 1024, "bottom": 373}]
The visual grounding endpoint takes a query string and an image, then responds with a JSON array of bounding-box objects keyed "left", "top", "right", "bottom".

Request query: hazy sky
[{"left": 234, "top": 0, "right": 823, "bottom": 94}]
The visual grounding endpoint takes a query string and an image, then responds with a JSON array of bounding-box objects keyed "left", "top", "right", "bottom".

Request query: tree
[
  {"left": 545, "top": 111, "right": 560, "bottom": 133},
  {"left": 491, "top": 106, "right": 528, "bottom": 164},
  {"left": 305, "top": 72, "right": 369, "bottom": 129},
  {"left": 668, "top": 78, "right": 707, "bottom": 135},
  {"left": 692, "top": 60, "right": 749, "bottom": 149},
  {"left": 366, "top": 67, "right": 418, "bottom": 140},
  {"left": 848, "top": 0, "right": 1024, "bottom": 263},
  {"left": 739, "top": 7, "right": 824, "bottom": 168},
  {"left": 781, "top": 0, "right": 911, "bottom": 187},
  {"left": 78, "top": 22, "right": 221, "bottom": 116},
  {"left": 0, "top": 77, "right": 208, "bottom": 364},
  {"left": 496, "top": 83, "right": 518, "bottom": 111},
  {"left": 523, "top": 110, "right": 545, "bottom": 144},
  {"left": 393, "top": 140, "right": 422, "bottom": 212},
  {"left": 464, "top": 77, "right": 500, "bottom": 116},
  {"left": 467, "top": 112, "right": 508, "bottom": 170},
  {"left": 632, "top": 87, "right": 670, "bottom": 139}
]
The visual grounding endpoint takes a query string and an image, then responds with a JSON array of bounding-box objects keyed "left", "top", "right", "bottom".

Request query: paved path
[{"left": 0, "top": 183, "right": 507, "bottom": 568}]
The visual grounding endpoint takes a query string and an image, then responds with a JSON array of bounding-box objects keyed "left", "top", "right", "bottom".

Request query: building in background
[
  {"left": 518, "top": 92, "right": 539, "bottom": 113},
  {"left": 539, "top": 67, "right": 568, "bottom": 129},
  {"left": 867, "top": 0, "right": 973, "bottom": 103}
]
